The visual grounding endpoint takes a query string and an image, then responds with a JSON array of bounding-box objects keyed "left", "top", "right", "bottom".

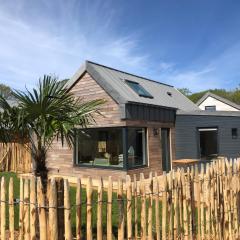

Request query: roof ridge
[{"left": 86, "top": 60, "right": 174, "bottom": 88}]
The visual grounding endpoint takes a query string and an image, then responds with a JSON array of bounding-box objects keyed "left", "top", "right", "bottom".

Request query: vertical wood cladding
[
  {"left": 70, "top": 72, "right": 123, "bottom": 127},
  {"left": 47, "top": 72, "right": 176, "bottom": 181}
]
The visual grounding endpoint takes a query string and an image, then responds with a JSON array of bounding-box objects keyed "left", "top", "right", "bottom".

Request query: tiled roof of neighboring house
[
  {"left": 66, "top": 61, "right": 199, "bottom": 111},
  {"left": 177, "top": 109, "right": 240, "bottom": 117},
  {"left": 7, "top": 99, "right": 18, "bottom": 107},
  {"left": 196, "top": 91, "right": 240, "bottom": 110}
]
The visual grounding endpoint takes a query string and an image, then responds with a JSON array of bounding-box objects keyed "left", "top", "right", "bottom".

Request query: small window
[
  {"left": 205, "top": 106, "right": 216, "bottom": 111},
  {"left": 125, "top": 80, "right": 153, "bottom": 98},
  {"left": 167, "top": 91, "right": 172, "bottom": 97},
  {"left": 232, "top": 128, "right": 238, "bottom": 139}
]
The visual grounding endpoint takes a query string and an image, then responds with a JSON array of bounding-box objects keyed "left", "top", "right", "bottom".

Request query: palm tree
[{"left": 0, "top": 75, "right": 104, "bottom": 190}]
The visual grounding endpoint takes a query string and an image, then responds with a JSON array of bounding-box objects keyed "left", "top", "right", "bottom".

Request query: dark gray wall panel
[
  {"left": 125, "top": 103, "right": 176, "bottom": 123},
  {"left": 176, "top": 115, "right": 240, "bottom": 159}
]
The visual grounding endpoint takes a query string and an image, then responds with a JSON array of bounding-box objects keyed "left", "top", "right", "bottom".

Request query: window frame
[
  {"left": 73, "top": 126, "right": 148, "bottom": 170},
  {"left": 205, "top": 105, "right": 216, "bottom": 111},
  {"left": 74, "top": 127, "right": 126, "bottom": 170}
]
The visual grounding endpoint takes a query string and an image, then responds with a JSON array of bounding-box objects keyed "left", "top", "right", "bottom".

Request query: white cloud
[
  {"left": 1, "top": 0, "right": 240, "bottom": 93},
  {"left": 158, "top": 62, "right": 174, "bottom": 72},
  {"left": 0, "top": 0, "right": 149, "bottom": 90}
]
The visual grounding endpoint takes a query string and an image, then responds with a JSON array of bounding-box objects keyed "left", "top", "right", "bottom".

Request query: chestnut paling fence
[
  {"left": 0, "top": 158, "right": 240, "bottom": 239},
  {"left": 0, "top": 143, "right": 32, "bottom": 173}
]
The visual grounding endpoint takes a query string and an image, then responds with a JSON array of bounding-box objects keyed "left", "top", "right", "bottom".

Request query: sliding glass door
[{"left": 161, "top": 128, "right": 171, "bottom": 172}]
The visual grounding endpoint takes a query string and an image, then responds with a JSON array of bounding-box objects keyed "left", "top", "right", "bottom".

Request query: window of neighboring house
[
  {"left": 205, "top": 105, "right": 216, "bottom": 111},
  {"left": 232, "top": 128, "right": 238, "bottom": 139},
  {"left": 125, "top": 80, "right": 153, "bottom": 99},
  {"left": 75, "top": 127, "right": 147, "bottom": 169}
]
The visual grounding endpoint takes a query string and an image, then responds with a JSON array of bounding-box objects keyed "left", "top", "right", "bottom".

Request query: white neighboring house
[{"left": 196, "top": 92, "right": 240, "bottom": 111}]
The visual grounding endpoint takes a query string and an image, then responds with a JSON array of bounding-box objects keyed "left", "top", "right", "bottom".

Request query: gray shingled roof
[
  {"left": 66, "top": 61, "right": 199, "bottom": 111},
  {"left": 196, "top": 91, "right": 240, "bottom": 110}
]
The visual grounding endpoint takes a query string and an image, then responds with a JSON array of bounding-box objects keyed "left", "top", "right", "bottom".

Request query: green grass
[{"left": 0, "top": 172, "right": 20, "bottom": 230}]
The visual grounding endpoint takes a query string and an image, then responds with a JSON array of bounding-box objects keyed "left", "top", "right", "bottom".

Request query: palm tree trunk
[{"left": 33, "top": 148, "right": 48, "bottom": 194}]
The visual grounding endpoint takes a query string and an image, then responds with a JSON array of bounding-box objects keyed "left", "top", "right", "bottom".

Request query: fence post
[
  {"left": 186, "top": 168, "right": 192, "bottom": 240},
  {"left": 133, "top": 174, "right": 138, "bottom": 240},
  {"left": 154, "top": 172, "right": 160, "bottom": 240},
  {"left": 217, "top": 160, "right": 223, "bottom": 239},
  {"left": 213, "top": 161, "right": 220, "bottom": 240},
  {"left": 56, "top": 178, "right": 64, "bottom": 240},
  {"left": 181, "top": 171, "right": 188, "bottom": 240},
  {"left": 49, "top": 178, "right": 58, "bottom": 240},
  {"left": 126, "top": 175, "right": 132, "bottom": 240},
  {"left": 118, "top": 179, "right": 124, "bottom": 240},
  {"left": 200, "top": 164, "right": 205, "bottom": 239},
  {"left": 76, "top": 178, "right": 82, "bottom": 240},
  {"left": 23, "top": 179, "right": 30, "bottom": 240},
  {"left": 162, "top": 172, "right": 167, "bottom": 240},
  {"left": 227, "top": 172, "right": 233, "bottom": 240},
  {"left": 173, "top": 171, "right": 179, "bottom": 240},
  {"left": 210, "top": 165, "right": 217, "bottom": 239},
  {"left": 19, "top": 177, "right": 24, "bottom": 240},
  {"left": 195, "top": 165, "right": 201, "bottom": 240},
  {"left": 1, "top": 177, "right": 6, "bottom": 240},
  {"left": 86, "top": 177, "right": 93, "bottom": 240},
  {"left": 30, "top": 177, "right": 36, "bottom": 240},
  {"left": 64, "top": 179, "right": 72, "bottom": 240},
  {"left": 205, "top": 164, "right": 211, "bottom": 239},
  {"left": 167, "top": 172, "right": 173, "bottom": 239},
  {"left": 233, "top": 175, "right": 239, "bottom": 239},
  {"left": 97, "top": 178, "right": 103, "bottom": 240},
  {"left": 9, "top": 177, "right": 14, "bottom": 240},
  {"left": 147, "top": 172, "right": 153, "bottom": 240},
  {"left": 177, "top": 169, "right": 183, "bottom": 237},
  {"left": 37, "top": 178, "right": 47, "bottom": 240},
  {"left": 107, "top": 176, "right": 113, "bottom": 240},
  {"left": 140, "top": 173, "right": 146, "bottom": 240}
]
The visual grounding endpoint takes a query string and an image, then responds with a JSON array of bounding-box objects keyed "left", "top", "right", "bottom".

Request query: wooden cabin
[{"left": 46, "top": 61, "right": 199, "bottom": 180}]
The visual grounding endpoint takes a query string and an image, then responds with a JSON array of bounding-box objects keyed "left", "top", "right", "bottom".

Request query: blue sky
[{"left": 0, "top": 0, "right": 240, "bottom": 92}]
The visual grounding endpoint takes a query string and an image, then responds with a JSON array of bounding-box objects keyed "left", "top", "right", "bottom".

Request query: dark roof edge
[
  {"left": 177, "top": 110, "right": 240, "bottom": 117},
  {"left": 86, "top": 60, "right": 174, "bottom": 88},
  {"left": 196, "top": 91, "right": 240, "bottom": 110},
  {"left": 127, "top": 101, "right": 177, "bottom": 110},
  {"left": 65, "top": 61, "right": 87, "bottom": 90}
]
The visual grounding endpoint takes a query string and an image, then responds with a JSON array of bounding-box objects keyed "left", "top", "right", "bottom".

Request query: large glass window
[
  {"left": 75, "top": 127, "right": 147, "bottom": 169},
  {"left": 127, "top": 128, "right": 147, "bottom": 168},
  {"left": 75, "top": 128, "right": 123, "bottom": 168}
]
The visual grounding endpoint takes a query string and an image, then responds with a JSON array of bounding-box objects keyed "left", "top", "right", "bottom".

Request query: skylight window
[{"left": 125, "top": 80, "right": 153, "bottom": 99}]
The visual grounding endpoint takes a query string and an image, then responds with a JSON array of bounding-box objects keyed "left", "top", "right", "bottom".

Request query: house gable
[
  {"left": 70, "top": 72, "right": 123, "bottom": 127},
  {"left": 198, "top": 94, "right": 240, "bottom": 111}
]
